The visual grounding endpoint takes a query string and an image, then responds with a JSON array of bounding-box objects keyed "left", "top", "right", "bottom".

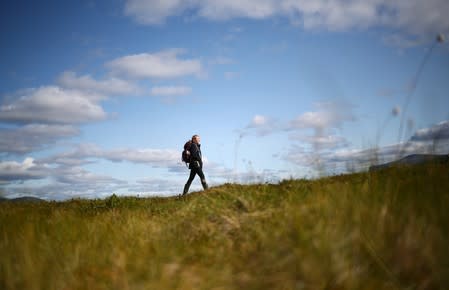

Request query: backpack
[{"left": 182, "top": 140, "right": 192, "bottom": 164}]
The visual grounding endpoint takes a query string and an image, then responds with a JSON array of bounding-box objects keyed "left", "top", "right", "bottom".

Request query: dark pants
[{"left": 183, "top": 167, "right": 208, "bottom": 194}]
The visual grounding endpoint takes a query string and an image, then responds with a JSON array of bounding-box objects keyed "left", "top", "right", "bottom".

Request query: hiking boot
[
  {"left": 201, "top": 180, "right": 208, "bottom": 190},
  {"left": 183, "top": 184, "right": 190, "bottom": 195}
]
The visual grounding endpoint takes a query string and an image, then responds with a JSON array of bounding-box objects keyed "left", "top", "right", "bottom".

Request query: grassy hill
[
  {"left": 0, "top": 196, "right": 45, "bottom": 203},
  {"left": 1, "top": 163, "right": 448, "bottom": 290}
]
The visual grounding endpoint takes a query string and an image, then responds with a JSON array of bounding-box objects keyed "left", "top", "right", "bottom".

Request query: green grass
[{"left": 1, "top": 163, "right": 448, "bottom": 290}]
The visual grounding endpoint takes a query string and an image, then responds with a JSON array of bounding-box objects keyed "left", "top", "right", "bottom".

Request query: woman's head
[{"left": 192, "top": 135, "right": 201, "bottom": 144}]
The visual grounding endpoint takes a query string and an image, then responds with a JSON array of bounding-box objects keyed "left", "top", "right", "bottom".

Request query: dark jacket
[{"left": 189, "top": 142, "right": 203, "bottom": 169}]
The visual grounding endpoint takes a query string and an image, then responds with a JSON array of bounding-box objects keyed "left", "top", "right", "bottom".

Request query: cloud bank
[
  {"left": 0, "top": 124, "right": 79, "bottom": 155},
  {"left": 58, "top": 71, "right": 143, "bottom": 96},
  {"left": 0, "top": 158, "right": 47, "bottom": 182},
  {"left": 107, "top": 49, "right": 204, "bottom": 79},
  {"left": 151, "top": 86, "right": 192, "bottom": 97},
  {"left": 0, "top": 86, "right": 106, "bottom": 124},
  {"left": 124, "top": 0, "right": 449, "bottom": 36},
  {"left": 285, "top": 120, "right": 449, "bottom": 174},
  {"left": 240, "top": 104, "right": 449, "bottom": 175},
  {"left": 0, "top": 143, "right": 181, "bottom": 199}
]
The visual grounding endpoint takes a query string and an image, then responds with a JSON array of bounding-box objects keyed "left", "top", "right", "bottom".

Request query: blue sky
[{"left": 1, "top": 0, "right": 449, "bottom": 200}]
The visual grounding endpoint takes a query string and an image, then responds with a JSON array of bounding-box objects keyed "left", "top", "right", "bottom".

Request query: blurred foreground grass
[{"left": 1, "top": 163, "right": 448, "bottom": 290}]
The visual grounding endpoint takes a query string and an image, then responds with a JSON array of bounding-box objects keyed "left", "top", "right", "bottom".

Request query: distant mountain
[
  {"left": 369, "top": 154, "right": 449, "bottom": 172},
  {"left": 0, "top": 196, "right": 46, "bottom": 203}
]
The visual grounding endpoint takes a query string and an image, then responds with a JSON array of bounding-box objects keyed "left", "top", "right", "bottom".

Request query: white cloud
[
  {"left": 150, "top": 85, "right": 192, "bottom": 96},
  {"left": 0, "top": 158, "right": 47, "bottom": 182},
  {"left": 283, "top": 0, "right": 379, "bottom": 30},
  {"left": 286, "top": 101, "right": 354, "bottom": 156},
  {"left": 135, "top": 177, "right": 186, "bottom": 194},
  {"left": 102, "top": 148, "right": 180, "bottom": 166},
  {"left": 284, "top": 144, "right": 321, "bottom": 168},
  {"left": 290, "top": 111, "right": 329, "bottom": 130},
  {"left": 236, "top": 102, "right": 356, "bottom": 175},
  {"left": 3, "top": 181, "right": 128, "bottom": 201},
  {"left": 124, "top": 0, "right": 449, "bottom": 36},
  {"left": 241, "top": 114, "right": 282, "bottom": 137},
  {"left": 284, "top": 120, "right": 449, "bottom": 174},
  {"left": 291, "top": 134, "right": 348, "bottom": 149},
  {"left": 54, "top": 165, "right": 127, "bottom": 186},
  {"left": 260, "top": 107, "right": 449, "bottom": 174},
  {"left": 382, "top": 33, "right": 425, "bottom": 48},
  {"left": 289, "top": 101, "right": 356, "bottom": 131},
  {"left": 1, "top": 144, "right": 182, "bottom": 198},
  {"left": 240, "top": 101, "right": 355, "bottom": 139},
  {"left": 250, "top": 115, "right": 268, "bottom": 126},
  {"left": 325, "top": 140, "right": 445, "bottom": 167},
  {"left": 3, "top": 167, "right": 129, "bottom": 200},
  {"left": 125, "top": 0, "right": 188, "bottom": 24},
  {"left": 0, "top": 124, "right": 79, "bottom": 154},
  {"left": 197, "top": 0, "right": 279, "bottom": 20},
  {"left": 58, "top": 71, "right": 143, "bottom": 96},
  {"left": 106, "top": 49, "right": 204, "bottom": 79},
  {"left": 0, "top": 86, "right": 107, "bottom": 124},
  {"left": 385, "top": 0, "right": 449, "bottom": 35},
  {"left": 411, "top": 120, "right": 449, "bottom": 141},
  {"left": 45, "top": 143, "right": 180, "bottom": 167}
]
